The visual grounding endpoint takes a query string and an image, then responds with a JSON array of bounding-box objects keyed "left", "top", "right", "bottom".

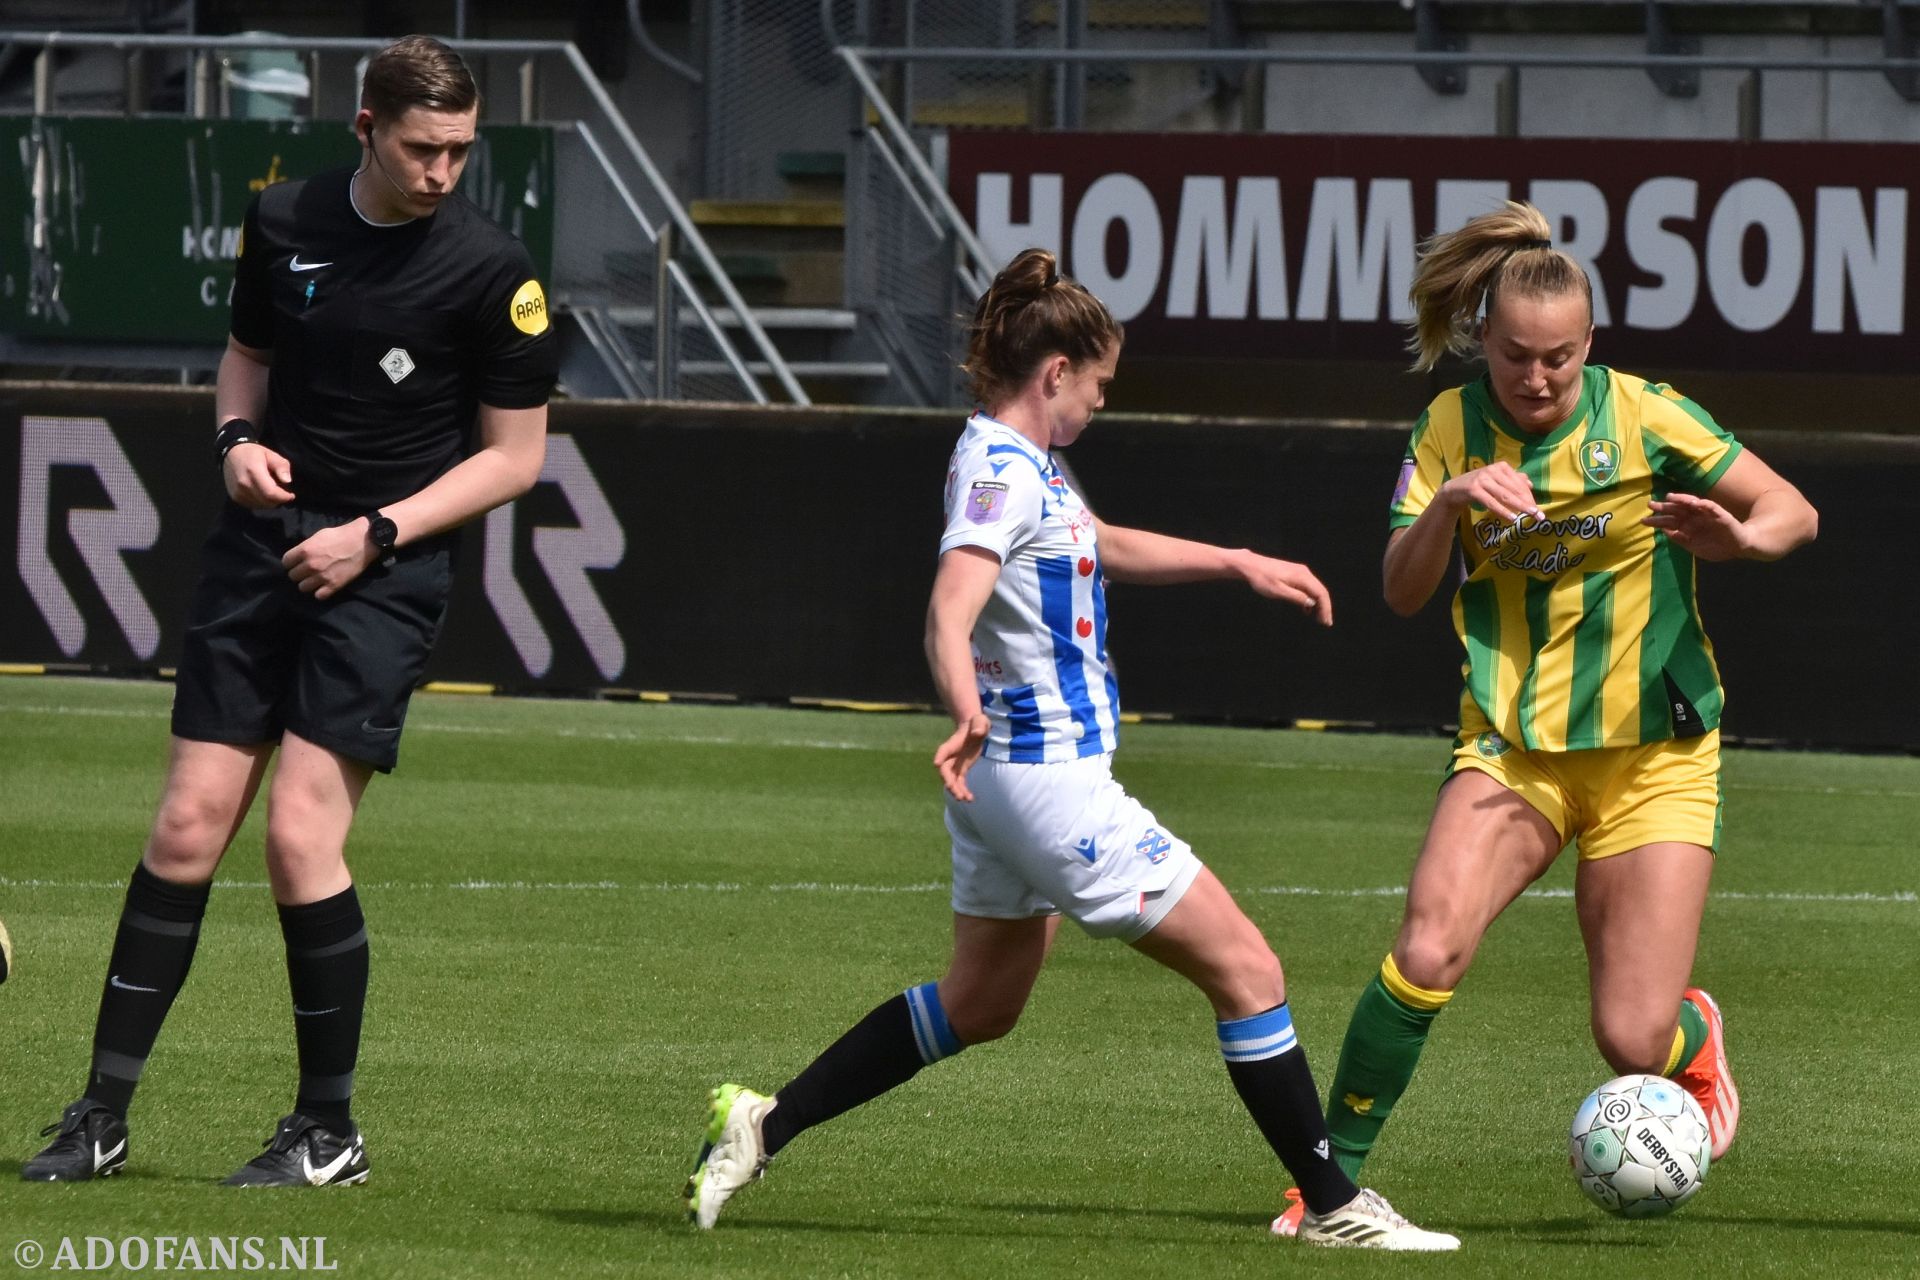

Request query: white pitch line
[
  {"left": 5, "top": 701, "right": 1918, "bottom": 795},
  {"left": 1189, "top": 756, "right": 1428, "bottom": 777},
  {"left": 1723, "top": 784, "right": 1920, "bottom": 800},
  {"left": 1244, "top": 885, "right": 1919, "bottom": 905},
  {"left": 1, "top": 703, "right": 166, "bottom": 720},
  {"left": 0, "top": 876, "right": 1908, "bottom": 904},
  {"left": 766, "top": 881, "right": 948, "bottom": 894},
  {"left": 450, "top": 879, "right": 625, "bottom": 891},
  {"left": 1223, "top": 756, "right": 1920, "bottom": 798},
  {"left": 580, "top": 730, "right": 903, "bottom": 753},
  {"left": 0, "top": 703, "right": 903, "bottom": 754}
]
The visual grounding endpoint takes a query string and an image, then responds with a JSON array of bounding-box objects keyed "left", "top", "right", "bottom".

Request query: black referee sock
[
  {"left": 761, "top": 984, "right": 963, "bottom": 1157},
  {"left": 86, "top": 862, "right": 212, "bottom": 1119},
  {"left": 278, "top": 886, "right": 369, "bottom": 1134},
  {"left": 1218, "top": 1004, "right": 1359, "bottom": 1215}
]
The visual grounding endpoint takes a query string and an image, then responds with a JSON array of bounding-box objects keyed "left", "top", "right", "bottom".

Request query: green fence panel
[{"left": 1, "top": 117, "right": 553, "bottom": 345}]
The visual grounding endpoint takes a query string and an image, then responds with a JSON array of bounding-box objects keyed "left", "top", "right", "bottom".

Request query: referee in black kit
[{"left": 23, "top": 35, "right": 556, "bottom": 1187}]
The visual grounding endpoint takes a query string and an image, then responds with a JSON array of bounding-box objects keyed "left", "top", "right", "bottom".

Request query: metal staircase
[{"left": 0, "top": 26, "right": 808, "bottom": 405}]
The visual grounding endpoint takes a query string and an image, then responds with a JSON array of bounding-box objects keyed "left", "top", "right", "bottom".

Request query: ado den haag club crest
[{"left": 1580, "top": 439, "right": 1619, "bottom": 486}]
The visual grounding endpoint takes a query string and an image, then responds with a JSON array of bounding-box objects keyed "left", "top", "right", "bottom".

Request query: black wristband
[{"left": 215, "top": 419, "right": 259, "bottom": 461}]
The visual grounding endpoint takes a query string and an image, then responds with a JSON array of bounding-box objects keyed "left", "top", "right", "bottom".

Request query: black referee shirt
[{"left": 230, "top": 166, "right": 558, "bottom": 512}]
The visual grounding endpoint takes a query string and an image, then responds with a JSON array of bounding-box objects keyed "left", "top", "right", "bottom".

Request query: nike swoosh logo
[
  {"left": 303, "top": 1144, "right": 358, "bottom": 1185},
  {"left": 360, "top": 719, "right": 401, "bottom": 734},
  {"left": 110, "top": 974, "right": 160, "bottom": 993},
  {"left": 95, "top": 1138, "right": 126, "bottom": 1170},
  {"left": 293, "top": 1005, "right": 341, "bottom": 1017},
  {"left": 289, "top": 255, "right": 333, "bottom": 272}
]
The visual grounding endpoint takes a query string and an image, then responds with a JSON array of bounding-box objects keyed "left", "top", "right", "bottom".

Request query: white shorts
[{"left": 945, "top": 753, "right": 1203, "bottom": 942}]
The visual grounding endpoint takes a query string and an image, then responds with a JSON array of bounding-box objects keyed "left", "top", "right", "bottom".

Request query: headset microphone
[{"left": 362, "top": 123, "right": 416, "bottom": 210}]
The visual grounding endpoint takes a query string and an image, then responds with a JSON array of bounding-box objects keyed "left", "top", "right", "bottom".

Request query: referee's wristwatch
[{"left": 366, "top": 511, "right": 399, "bottom": 566}]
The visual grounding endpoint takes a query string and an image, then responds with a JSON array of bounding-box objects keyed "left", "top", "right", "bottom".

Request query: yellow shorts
[{"left": 1447, "top": 725, "right": 1723, "bottom": 861}]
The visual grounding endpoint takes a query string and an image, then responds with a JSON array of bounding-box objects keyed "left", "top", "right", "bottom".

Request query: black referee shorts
[{"left": 170, "top": 503, "right": 453, "bottom": 773}]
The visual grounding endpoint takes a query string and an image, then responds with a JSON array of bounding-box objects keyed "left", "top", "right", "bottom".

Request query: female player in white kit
[{"left": 685, "top": 248, "right": 1457, "bottom": 1251}]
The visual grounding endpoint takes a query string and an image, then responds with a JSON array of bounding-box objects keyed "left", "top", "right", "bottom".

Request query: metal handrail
[
  {"left": 818, "top": 0, "right": 857, "bottom": 53},
  {"left": 862, "top": 125, "right": 945, "bottom": 240},
  {"left": 626, "top": 0, "right": 701, "bottom": 85},
  {"left": 844, "top": 44, "right": 1920, "bottom": 74},
  {"left": 0, "top": 29, "right": 808, "bottom": 404},
  {"left": 572, "top": 121, "right": 764, "bottom": 404},
  {"left": 551, "top": 42, "right": 807, "bottom": 404},
  {"left": 837, "top": 46, "right": 995, "bottom": 295}
]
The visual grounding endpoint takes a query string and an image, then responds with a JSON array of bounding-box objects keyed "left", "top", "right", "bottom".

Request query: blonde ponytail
[{"left": 1405, "top": 201, "right": 1591, "bottom": 371}]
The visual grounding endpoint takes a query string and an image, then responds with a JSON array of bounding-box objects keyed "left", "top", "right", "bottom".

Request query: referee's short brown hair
[{"left": 361, "top": 34, "right": 479, "bottom": 119}]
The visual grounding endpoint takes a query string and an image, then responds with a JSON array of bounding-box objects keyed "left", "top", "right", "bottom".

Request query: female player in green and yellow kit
[{"left": 1273, "top": 200, "right": 1818, "bottom": 1233}]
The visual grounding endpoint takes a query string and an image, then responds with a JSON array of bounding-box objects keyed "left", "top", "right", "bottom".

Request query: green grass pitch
[{"left": 0, "top": 675, "right": 1914, "bottom": 1276}]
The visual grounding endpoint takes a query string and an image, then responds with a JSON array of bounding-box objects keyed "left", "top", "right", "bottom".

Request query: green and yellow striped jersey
[{"left": 1389, "top": 365, "right": 1743, "bottom": 752}]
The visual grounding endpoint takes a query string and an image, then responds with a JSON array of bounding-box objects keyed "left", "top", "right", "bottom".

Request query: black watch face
[{"left": 370, "top": 516, "right": 398, "bottom": 551}]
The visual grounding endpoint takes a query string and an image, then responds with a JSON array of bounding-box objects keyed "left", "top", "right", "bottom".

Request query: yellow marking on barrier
[
  {"left": 688, "top": 199, "right": 845, "bottom": 228},
  {"left": 792, "top": 697, "right": 921, "bottom": 714},
  {"left": 868, "top": 100, "right": 1031, "bottom": 128},
  {"left": 422, "top": 681, "right": 496, "bottom": 696}
]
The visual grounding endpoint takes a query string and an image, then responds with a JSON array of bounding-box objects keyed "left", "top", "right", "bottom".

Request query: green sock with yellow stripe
[
  {"left": 1323, "top": 954, "right": 1454, "bottom": 1181},
  {"left": 1663, "top": 996, "right": 1711, "bottom": 1076}
]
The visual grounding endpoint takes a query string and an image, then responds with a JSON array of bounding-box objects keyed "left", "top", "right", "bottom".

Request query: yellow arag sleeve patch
[{"left": 509, "top": 279, "right": 549, "bottom": 335}]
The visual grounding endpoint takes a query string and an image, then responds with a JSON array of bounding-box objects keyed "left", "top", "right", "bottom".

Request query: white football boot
[
  {"left": 685, "top": 1084, "right": 775, "bottom": 1229},
  {"left": 1296, "top": 1188, "right": 1461, "bottom": 1251}
]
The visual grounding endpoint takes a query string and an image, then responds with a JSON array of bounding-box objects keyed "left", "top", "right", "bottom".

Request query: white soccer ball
[{"left": 1569, "top": 1073, "right": 1710, "bottom": 1218}]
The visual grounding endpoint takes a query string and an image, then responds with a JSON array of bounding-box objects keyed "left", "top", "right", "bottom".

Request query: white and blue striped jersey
[{"left": 938, "top": 413, "right": 1121, "bottom": 763}]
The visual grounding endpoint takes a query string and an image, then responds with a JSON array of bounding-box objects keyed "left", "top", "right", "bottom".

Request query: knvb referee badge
[{"left": 380, "top": 348, "right": 415, "bottom": 384}]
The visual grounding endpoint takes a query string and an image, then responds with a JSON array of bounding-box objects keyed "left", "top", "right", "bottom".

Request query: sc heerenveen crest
[{"left": 1579, "top": 439, "right": 1619, "bottom": 487}]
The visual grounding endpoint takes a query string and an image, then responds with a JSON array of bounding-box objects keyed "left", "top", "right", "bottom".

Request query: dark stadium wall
[{"left": 1, "top": 383, "right": 1913, "bottom": 750}]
